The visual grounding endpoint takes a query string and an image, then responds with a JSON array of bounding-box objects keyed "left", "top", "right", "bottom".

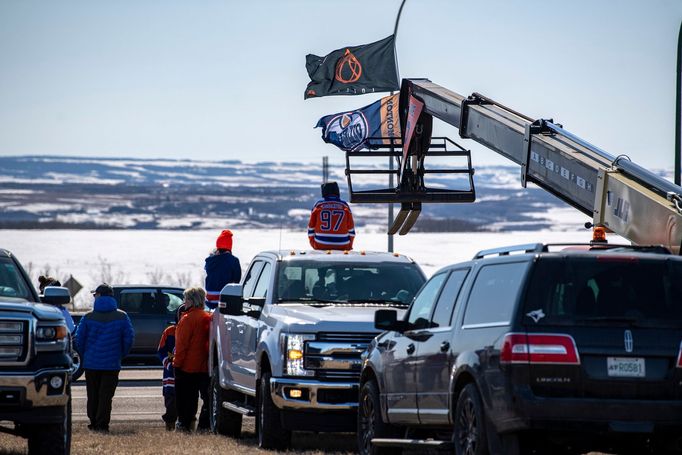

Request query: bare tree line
[{"left": 25, "top": 258, "right": 203, "bottom": 311}]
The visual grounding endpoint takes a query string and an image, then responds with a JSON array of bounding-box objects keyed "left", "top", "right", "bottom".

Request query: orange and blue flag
[{"left": 315, "top": 93, "right": 400, "bottom": 152}]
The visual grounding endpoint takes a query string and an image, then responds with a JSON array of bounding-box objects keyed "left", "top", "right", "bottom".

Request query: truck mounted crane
[{"left": 344, "top": 78, "right": 682, "bottom": 254}]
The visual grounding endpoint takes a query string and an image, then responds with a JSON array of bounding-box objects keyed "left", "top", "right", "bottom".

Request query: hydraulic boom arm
[{"left": 400, "top": 79, "right": 682, "bottom": 253}]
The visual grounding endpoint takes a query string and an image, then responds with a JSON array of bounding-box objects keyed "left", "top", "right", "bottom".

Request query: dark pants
[
  {"left": 162, "top": 393, "right": 177, "bottom": 426},
  {"left": 175, "top": 369, "right": 209, "bottom": 430},
  {"left": 85, "top": 369, "right": 120, "bottom": 431}
]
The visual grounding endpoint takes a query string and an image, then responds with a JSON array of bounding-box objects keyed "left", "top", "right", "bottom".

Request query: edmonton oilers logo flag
[
  {"left": 315, "top": 94, "right": 401, "bottom": 151},
  {"left": 305, "top": 35, "right": 399, "bottom": 99}
]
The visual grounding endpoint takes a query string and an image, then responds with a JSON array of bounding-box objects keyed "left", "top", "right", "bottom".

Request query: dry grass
[
  {"left": 0, "top": 421, "right": 357, "bottom": 455},
  {"left": 0, "top": 421, "right": 616, "bottom": 454}
]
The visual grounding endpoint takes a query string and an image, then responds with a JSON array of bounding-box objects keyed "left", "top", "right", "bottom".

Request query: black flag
[{"left": 304, "top": 35, "right": 399, "bottom": 100}]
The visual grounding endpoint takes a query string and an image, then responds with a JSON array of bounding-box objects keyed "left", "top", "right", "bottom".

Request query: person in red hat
[{"left": 204, "top": 229, "right": 241, "bottom": 309}]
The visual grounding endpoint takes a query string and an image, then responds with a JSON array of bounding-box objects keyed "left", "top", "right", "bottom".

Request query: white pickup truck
[{"left": 208, "top": 249, "right": 425, "bottom": 450}]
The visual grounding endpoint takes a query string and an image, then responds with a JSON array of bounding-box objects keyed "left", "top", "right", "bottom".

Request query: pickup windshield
[
  {"left": 0, "top": 257, "right": 33, "bottom": 301},
  {"left": 275, "top": 260, "right": 424, "bottom": 306},
  {"left": 523, "top": 256, "right": 682, "bottom": 328}
]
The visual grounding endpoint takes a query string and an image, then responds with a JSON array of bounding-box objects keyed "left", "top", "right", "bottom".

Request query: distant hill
[{"left": 1, "top": 155, "right": 658, "bottom": 232}]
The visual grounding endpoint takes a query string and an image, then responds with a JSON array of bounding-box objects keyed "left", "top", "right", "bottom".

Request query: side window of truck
[
  {"left": 252, "top": 262, "right": 272, "bottom": 298},
  {"left": 242, "top": 261, "right": 264, "bottom": 298},
  {"left": 462, "top": 262, "right": 527, "bottom": 328},
  {"left": 430, "top": 269, "right": 469, "bottom": 328},
  {"left": 406, "top": 272, "right": 447, "bottom": 330}
]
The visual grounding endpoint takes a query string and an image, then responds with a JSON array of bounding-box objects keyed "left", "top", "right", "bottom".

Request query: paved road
[
  {"left": 72, "top": 368, "right": 165, "bottom": 423},
  {"left": 72, "top": 369, "right": 257, "bottom": 431}
]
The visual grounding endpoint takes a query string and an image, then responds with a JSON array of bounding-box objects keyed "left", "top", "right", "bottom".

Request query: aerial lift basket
[{"left": 344, "top": 135, "right": 476, "bottom": 234}]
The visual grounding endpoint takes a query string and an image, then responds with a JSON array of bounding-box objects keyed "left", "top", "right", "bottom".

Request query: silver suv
[{"left": 208, "top": 249, "right": 425, "bottom": 450}]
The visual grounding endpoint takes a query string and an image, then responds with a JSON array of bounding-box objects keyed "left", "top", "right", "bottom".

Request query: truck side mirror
[
  {"left": 244, "top": 297, "right": 265, "bottom": 318},
  {"left": 41, "top": 287, "right": 71, "bottom": 305},
  {"left": 374, "top": 309, "right": 407, "bottom": 332},
  {"left": 219, "top": 284, "right": 244, "bottom": 316}
]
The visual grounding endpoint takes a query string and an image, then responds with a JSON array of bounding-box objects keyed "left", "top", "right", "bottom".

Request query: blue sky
[{"left": 1, "top": 0, "right": 681, "bottom": 171}]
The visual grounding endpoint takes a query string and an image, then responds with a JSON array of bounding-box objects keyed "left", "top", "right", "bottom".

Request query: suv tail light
[
  {"left": 677, "top": 341, "right": 682, "bottom": 368},
  {"left": 501, "top": 333, "right": 580, "bottom": 365}
]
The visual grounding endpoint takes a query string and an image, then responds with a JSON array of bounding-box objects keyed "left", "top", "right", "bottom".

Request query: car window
[
  {"left": 252, "top": 262, "right": 272, "bottom": 298},
  {"left": 119, "top": 290, "right": 160, "bottom": 314},
  {"left": 407, "top": 272, "right": 447, "bottom": 330},
  {"left": 462, "top": 262, "right": 527, "bottom": 328},
  {"left": 523, "top": 257, "right": 682, "bottom": 328},
  {"left": 431, "top": 269, "right": 469, "bottom": 328},
  {"left": 242, "top": 261, "right": 264, "bottom": 298},
  {"left": 0, "top": 258, "right": 32, "bottom": 300},
  {"left": 161, "top": 290, "right": 184, "bottom": 314},
  {"left": 276, "top": 260, "right": 425, "bottom": 304}
]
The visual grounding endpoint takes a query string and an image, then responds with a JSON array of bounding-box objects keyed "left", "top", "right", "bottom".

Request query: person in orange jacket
[
  {"left": 172, "top": 287, "right": 211, "bottom": 432},
  {"left": 308, "top": 182, "right": 355, "bottom": 250}
]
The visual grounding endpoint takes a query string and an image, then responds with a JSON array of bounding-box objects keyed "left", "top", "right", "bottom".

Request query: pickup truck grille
[
  {"left": 0, "top": 318, "right": 30, "bottom": 365},
  {"left": 306, "top": 332, "right": 378, "bottom": 382},
  {"left": 317, "top": 332, "right": 378, "bottom": 344}
]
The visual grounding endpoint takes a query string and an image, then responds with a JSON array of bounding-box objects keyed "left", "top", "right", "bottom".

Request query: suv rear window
[
  {"left": 523, "top": 256, "right": 682, "bottom": 328},
  {"left": 276, "top": 261, "right": 424, "bottom": 305}
]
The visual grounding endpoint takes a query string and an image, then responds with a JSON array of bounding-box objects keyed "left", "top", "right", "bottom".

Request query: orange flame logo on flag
[{"left": 335, "top": 49, "right": 362, "bottom": 84}]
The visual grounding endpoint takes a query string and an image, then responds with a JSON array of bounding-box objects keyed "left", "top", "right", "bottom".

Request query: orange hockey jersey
[{"left": 308, "top": 197, "right": 355, "bottom": 250}]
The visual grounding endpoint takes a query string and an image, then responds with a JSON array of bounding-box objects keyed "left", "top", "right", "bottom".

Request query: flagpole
[
  {"left": 393, "top": 0, "right": 407, "bottom": 82},
  {"left": 388, "top": 0, "right": 407, "bottom": 253},
  {"left": 675, "top": 17, "right": 682, "bottom": 185}
]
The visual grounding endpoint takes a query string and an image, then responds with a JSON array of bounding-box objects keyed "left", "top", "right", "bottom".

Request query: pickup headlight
[
  {"left": 282, "top": 334, "right": 315, "bottom": 377},
  {"left": 36, "top": 324, "right": 68, "bottom": 351},
  {"left": 36, "top": 325, "right": 68, "bottom": 342}
]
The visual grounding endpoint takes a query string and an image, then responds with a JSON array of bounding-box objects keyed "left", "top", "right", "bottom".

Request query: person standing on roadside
[
  {"left": 38, "top": 275, "right": 75, "bottom": 332},
  {"left": 173, "top": 287, "right": 211, "bottom": 432},
  {"left": 157, "top": 304, "right": 187, "bottom": 431},
  {"left": 204, "top": 229, "right": 241, "bottom": 310},
  {"left": 74, "top": 283, "right": 134, "bottom": 433}
]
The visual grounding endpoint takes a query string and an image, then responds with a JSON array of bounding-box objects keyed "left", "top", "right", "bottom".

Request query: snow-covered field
[{"left": 1, "top": 228, "right": 626, "bottom": 309}]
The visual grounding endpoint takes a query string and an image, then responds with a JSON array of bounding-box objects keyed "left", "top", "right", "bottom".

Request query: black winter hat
[
  {"left": 92, "top": 283, "right": 114, "bottom": 296},
  {"left": 321, "top": 181, "right": 340, "bottom": 198}
]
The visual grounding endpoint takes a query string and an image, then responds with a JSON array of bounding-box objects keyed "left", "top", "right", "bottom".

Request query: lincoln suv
[{"left": 359, "top": 243, "right": 682, "bottom": 455}]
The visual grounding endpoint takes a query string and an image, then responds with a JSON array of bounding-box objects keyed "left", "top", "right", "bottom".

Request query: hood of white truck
[{"left": 269, "top": 303, "right": 406, "bottom": 333}]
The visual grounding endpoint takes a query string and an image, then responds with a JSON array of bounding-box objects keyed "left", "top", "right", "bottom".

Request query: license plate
[{"left": 607, "top": 357, "right": 645, "bottom": 378}]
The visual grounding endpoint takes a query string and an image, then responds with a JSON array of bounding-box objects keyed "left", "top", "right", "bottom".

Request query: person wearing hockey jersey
[
  {"left": 157, "top": 304, "right": 187, "bottom": 430},
  {"left": 308, "top": 182, "right": 355, "bottom": 250},
  {"left": 204, "top": 229, "right": 241, "bottom": 310}
]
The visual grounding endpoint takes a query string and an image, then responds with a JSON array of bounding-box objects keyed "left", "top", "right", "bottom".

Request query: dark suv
[
  {"left": 72, "top": 285, "right": 184, "bottom": 364},
  {"left": 359, "top": 243, "right": 682, "bottom": 455}
]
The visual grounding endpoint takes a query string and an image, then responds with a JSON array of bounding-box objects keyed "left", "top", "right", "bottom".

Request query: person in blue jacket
[
  {"left": 38, "top": 276, "right": 75, "bottom": 332},
  {"left": 204, "top": 229, "right": 241, "bottom": 309},
  {"left": 74, "top": 283, "right": 134, "bottom": 433}
]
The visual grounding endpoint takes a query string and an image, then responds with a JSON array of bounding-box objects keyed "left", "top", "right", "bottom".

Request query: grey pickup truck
[
  {"left": 208, "top": 249, "right": 426, "bottom": 450},
  {"left": 0, "top": 248, "right": 75, "bottom": 455}
]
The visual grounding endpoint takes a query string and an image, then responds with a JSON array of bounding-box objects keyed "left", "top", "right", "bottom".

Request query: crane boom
[
  {"left": 345, "top": 78, "right": 682, "bottom": 254},
  {"left": 405, "top": 79, "right": 682, "bottom": 253}
]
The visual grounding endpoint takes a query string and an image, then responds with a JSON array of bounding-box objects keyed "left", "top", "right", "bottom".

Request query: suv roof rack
[
  {"left": 473, "top": 243, "right": 672, "bottom": 260},
  {"left": 473, "top": 243, "right": 544, "bottom": 259}
]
